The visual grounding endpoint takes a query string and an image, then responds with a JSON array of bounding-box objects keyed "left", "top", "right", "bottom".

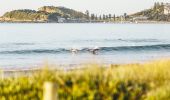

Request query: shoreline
[
  {"left": 1, "top": 58, "right": 169, "bottom": 78},
  {"left": 1, "top": 21, "right": 170, "bottom": 24}
]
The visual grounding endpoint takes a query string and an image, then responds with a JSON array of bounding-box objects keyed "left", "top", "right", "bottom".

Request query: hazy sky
[{"left": 0, "top": 0, "right": 170, "bottom": 16}]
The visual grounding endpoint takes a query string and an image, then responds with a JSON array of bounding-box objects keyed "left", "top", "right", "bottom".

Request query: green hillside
[
  {"left": 3, "top": 9, "right": 49, "bottom": 21},
  {"left": 1, "top": 6, "right": 87, "bottom": 22}
]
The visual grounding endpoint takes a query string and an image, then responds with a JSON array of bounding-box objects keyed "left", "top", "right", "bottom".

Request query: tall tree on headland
[
  {"left": 85, "top": 10, "right": 90, "bottom": 20},
  {"left": 91, "top": 14, "right": 95, "bottom": 20},
  {"left": 103, "top": 14, "right": 106, "bottom": 20}
]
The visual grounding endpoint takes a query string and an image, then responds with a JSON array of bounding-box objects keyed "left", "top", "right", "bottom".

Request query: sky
[{"left": 0, "top": 0, "right": 170, "bottom": 16}]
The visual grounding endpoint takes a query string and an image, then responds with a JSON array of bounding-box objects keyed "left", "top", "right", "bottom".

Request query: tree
[
  {"left": 113, "top": 14, "right": 116, "bottom": 21},
  {"left": 103, "top": 14, "right": 106, "bottom": 20},
  {"left": 109, "top": 14, "right": 112, "bottom": 20},
  {"left": 124, "top": 13, "right": 127, "bottom": 20},
  {"left": 99, "top": 15, "right": 102, "bottom": 20},
  {"left": 85, "top": 10, "right": 90, "bottom": 20},
  {"left": 91, "top": 14, "right": 95, "bottom": 20},
  {"left": 154, "top": 2, "right": 160, "bottom": 11},
  {"left": 95, "top": 14, "right": 98, "bottom": 20},
  {"left": 106, "top": 15, "right": 109, "bottom": 20}
]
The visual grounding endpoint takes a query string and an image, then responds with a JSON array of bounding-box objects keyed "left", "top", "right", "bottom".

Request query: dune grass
[{"left": 0, "top": 59, "right": 170, "bottom": 100}]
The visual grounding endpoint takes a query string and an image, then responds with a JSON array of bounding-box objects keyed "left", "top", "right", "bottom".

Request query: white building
[
  {"left": 132, "top": 16, "right": 148, "bottom": 21},
  {"left": 58, "top": 17, "right": 66, "bottom": 23},
  {"left": 163, "top": 3, "right": 170, "bottom": 15}
]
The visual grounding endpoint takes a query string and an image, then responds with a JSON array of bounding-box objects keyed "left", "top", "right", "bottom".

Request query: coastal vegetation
[
  {"left": 131, "top": 2, "right": 170, "bottom": 21},
  {"left": 0, "top": 59, "right": 170, "bottom": 100}
]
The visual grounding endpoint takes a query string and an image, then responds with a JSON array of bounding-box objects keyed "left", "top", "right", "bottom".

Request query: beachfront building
[
  {"left": 131, "top": 16, "right": 148, "bottom": 22},
  {"left": 163, "top": 3, "right": 170, "bottom": 15},
  {"left": 133, "top": 16, "right": 148, "bottom": 20},
  {"left": 58, "top": 17, "right": 66, "bottom": 23},
  {"left": 64, "top": 18, "right": 87, "bottom": 23}
]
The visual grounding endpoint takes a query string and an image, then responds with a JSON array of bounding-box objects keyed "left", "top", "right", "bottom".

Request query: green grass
[{"left": 0, "top": 59, "right": 170, "bottom": 100}]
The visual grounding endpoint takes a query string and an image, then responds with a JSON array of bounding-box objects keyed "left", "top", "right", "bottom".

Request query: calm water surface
[{"left": 0, "top": 23, "right": 170, "bottom": 69}]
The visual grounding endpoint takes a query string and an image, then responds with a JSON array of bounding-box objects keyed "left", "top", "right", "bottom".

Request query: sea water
[{"left": 0, "top": 23, "right": 170, "bottom": 69}]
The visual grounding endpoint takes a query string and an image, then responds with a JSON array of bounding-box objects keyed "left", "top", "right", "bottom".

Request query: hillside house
[{"left": 163, "top": 3, "right": 170, "bottom": 15}]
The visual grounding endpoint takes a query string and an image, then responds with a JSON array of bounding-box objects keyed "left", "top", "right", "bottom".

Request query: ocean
[{"left": 0, "top": 23, "right": 170, "bottom": 69}]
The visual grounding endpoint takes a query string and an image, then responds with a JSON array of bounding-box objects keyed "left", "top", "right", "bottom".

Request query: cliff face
[
  {"left": 38, "top": 6, "right": 86, "bottom": 18},
  {"left": 38, "top": 6, "right": 61, "bottom": 13},
  {"left": 1, "top": 6, "right": 87, "bottom": 22}
]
